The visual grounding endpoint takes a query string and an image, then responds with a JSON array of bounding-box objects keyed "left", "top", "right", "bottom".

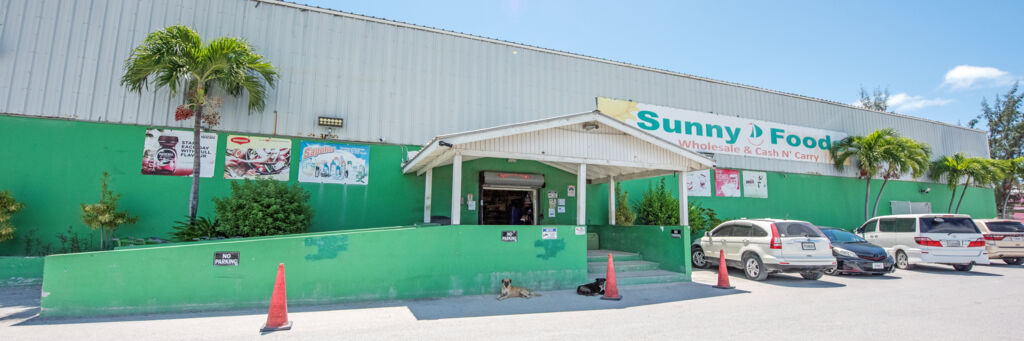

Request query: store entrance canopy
[{"left": 402, "top": 111, "right": 716, "bottom": 225}]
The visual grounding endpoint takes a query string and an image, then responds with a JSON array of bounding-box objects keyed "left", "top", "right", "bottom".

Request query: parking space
[{"left": 4, "top": 261, "right": 1023, "bottom": 340}]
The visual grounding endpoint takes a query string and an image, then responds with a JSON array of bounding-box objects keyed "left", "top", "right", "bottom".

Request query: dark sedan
[{"left": 819, "top": 227, "right": 895, "bottom": 275}]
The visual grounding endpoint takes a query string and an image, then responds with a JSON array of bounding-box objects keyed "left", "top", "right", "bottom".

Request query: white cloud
[
  {"left": 887, "top": 93, "right": 953, "bottom": 112},
  {"left": 942, "top": 65, "right": 1013, "bottom": 89}
]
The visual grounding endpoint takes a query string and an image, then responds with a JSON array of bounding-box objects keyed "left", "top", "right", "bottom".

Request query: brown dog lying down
[{"left": 497, "top": 278, "right": 542, "bottom": 300}]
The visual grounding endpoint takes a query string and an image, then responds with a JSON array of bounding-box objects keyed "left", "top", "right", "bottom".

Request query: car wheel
[
  {"left": 691, "top": 247, "right": 709, "bottom": 269},
  {"left": 1003, "top": 257, "right": 1024, "bottom": 265},
  {"left": 800, "top": 271, "right": 824, "bottom": 280},
  {"left": 895, "top": 250, "right": 913, "bottom": 270},
  {"left": 953, "top": 263, "right": 973, "bottom": 272},
  {"left": 742, "top": 254, "right": 768, "bottom": 281},
  {"left": 823, "top": 264, "right": 838, "bottom": 276}
]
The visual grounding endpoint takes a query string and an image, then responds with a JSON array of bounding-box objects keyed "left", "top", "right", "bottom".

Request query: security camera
[{"left": 920, "top": 187, "right": 931, "bottom": 194}]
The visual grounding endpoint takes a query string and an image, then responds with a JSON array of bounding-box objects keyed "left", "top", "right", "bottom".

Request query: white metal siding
[{"left": 0, "top": 0, "right": 989, "bottom": 178}]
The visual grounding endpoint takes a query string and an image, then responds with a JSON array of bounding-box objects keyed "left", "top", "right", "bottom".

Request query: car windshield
[
  {"left": 918, "top": 217, "right": 980, "bottom": 234},
  {"left": 823, "top": 229, "right": 866, "bottom": 243},
  {"left": 776, "top": 222, "right": 824, "bottom": 238},
  {"left": 985, "top": 221, "right": 1024, "bottom": 233}
]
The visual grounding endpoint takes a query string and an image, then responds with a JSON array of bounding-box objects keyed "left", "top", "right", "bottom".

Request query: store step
[
  {"left": 587, "top": 250, "right": 641, "bottom": 262},
  {"left": 587, "top": 269, "right": 686, "bottom": 285},
  {"left": 587, "top": 260, "right": 660, "bottom": 273}
]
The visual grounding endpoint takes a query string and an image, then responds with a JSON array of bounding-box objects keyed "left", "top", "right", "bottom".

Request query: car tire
[
  {"left": 742, "top": 253, "right": 768, "bottom": 281},
  {"left": 895, "top": 250, "right": 914, "bottom": 270},
  {"left": 691, "top": 247, "right": 709, "bottom": 269},
  {"left": 823, "top": 264, "right": 838, "bottom": 276},
  {"left": 1002, "top": 257, "right": 1024, "bottom": 265},
  {"left": 800, "top": 271, "right": 824, "bottom": 280},
  {"left": 953, "top": 263, "right": 973, "bottom": 272}
]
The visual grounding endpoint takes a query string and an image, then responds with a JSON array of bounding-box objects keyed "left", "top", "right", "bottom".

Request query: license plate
[
  {"left": 872, "top": 263, "right": 883, "bottom": 270},
  {"left": 801, "top": 242, "right": 816, "bottom": 250},
  {"left": 1011, "top": 237, "right": 1023, "bottom": 241},
  {"left": 946, "top": 240, "right": 962, "bottom": 247}
]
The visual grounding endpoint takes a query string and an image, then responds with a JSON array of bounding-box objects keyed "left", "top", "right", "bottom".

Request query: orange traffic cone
[
  {"left": 260, "top": 263, "right": 293, "bottom": 332},
  {"left": 713, "top": 250, "right": 734, "bottom": 289},
  {"left": 601, "top": 253, "right": 622, "bottom": 300}
]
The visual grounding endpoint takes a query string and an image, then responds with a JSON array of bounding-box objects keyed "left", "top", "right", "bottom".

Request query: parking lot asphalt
[{"left": 3, "top": 262, "right": 1023, "bottom": 340}]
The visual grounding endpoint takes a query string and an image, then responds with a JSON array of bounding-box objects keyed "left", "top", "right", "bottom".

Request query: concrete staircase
[{"left": 586, "top": 250, "right": 686, "bottom": 285}]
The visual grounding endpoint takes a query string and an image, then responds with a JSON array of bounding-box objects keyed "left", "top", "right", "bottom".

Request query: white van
[{"left": 855, "top": 214, "right": 989, "bottom": 271}]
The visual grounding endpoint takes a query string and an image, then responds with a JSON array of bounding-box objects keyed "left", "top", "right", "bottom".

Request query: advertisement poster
[
  {"left": 714, "top": 169, "right": 741, "bottom": 197},
  {"left": 598, "top": 97, "right": 848, "bottom": 164},
  {"left": 141, "top": 129, "right": 217, "bottom": 177},
  {"left": 224, "top": 135, "right": 291, "bottom": 181},
  {"left": 542, "top": 228, "right": 557, "bottom": 240},
  {"left": 743, "top": 171, "right": 768, "bottom": 198},
  {"left": 685, "top": 170, "right": 712, "bottom": 197},
  {"left": 298, "top": 142, "right": 370, "bottom": 185}
]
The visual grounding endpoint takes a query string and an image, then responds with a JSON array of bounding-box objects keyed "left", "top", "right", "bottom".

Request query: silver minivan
[{"left": 855, "top": 214, "right": 989, "bottom": 271}]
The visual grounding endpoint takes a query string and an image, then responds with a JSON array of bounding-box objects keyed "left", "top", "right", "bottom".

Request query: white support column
[
  {"left": 577, "top": 163, "right": 587, "bottom": 226},
  {"left": 424, "top": 168, "right": 432, "bottom": 223},
  {"left": 451, "top": 153, "right": 462, "bottom": 225},
  {"left": 608, "top": 176, "right": 616, "bottom": 225},
  {"left": 678, "top": 171, "right": 688, "bottom": 226}
]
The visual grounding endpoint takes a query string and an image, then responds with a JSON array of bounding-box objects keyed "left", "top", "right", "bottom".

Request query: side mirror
[{"left": 705, "top": 231, "right": 711, "bottom": 238}]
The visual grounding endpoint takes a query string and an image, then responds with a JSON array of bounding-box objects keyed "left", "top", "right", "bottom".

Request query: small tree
[
  {"left": 859, "top": 86, "right": 891, "bottom": 112},
  {"left": 635, "top": 178, "right": 680, "bottom": 226},
  {"left": 614, "top": 185, "right": 636, "bottom": 225},
  {"left": 688, "top": 203, "right": 723, "bottom": 239},
  {"left": 930, "top": 153, "right": 969, "bottom": 212},
  {"left": 213, "top": 180, "right": 313, "bottom": 237},
  {"left": 0, "top": 190, "right": 25, "bottom": 242},
  {"left": 954, "top": 158, "right": 1002, "bottom": 213},
  {"left": 871, "top": 136, "right": 932, "bottom": 217},
  {"left": 81, "top": 172, "right": 139, "bottom": 249},
  {"left": 830, "top": 128, "right": 899, "bottom": 220}
]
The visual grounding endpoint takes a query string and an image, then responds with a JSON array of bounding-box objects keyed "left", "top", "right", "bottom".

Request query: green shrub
[
  {"left": 614, "top": 186, "right": 636, "bottom": 225},
  {"left": 688, "top": 203, "right": 724, "bottom": 239},
  {"left": 0, "top": 190, "right": 24, "bottom": 242},
  {"left": 170, "top": 216, "right": 224, "bottom": 242},
  {"left": 213, "top": 180, "right": 313, "bottom": 238},
  {"left": 81, "top": 172, "right": 138, "bottom": 249},
  {"left": 635, "top": 178, "right": 680, "bottom": 225}
]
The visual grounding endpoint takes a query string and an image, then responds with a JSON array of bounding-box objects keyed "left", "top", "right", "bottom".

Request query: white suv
[
  {"left": 855, "top": 214, "right": 989, "bottom": 271},
  {"left": 691, "top": 219, "right": 836, "bottom": 281}
]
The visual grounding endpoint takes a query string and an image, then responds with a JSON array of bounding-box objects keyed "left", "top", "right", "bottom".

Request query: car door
[
  {"left": 859, "top": 219, "right": 882, "bottom": 245},
  {"left": 704, "top": 225, "right": 732, "bottom": 261},
  {"left": 726, "top": 224, "right": 753, "bottom": 261},
  {"left": 877, "top": 219, "right": 898, "bottom": 250},
  {"left": 892, "top": 218, "right": 917, "bottom": 249}
]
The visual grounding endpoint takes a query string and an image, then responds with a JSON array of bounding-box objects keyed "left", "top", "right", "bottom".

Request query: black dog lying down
[{"left": 576, "top": 278, "right": 606, "bottom": 296}]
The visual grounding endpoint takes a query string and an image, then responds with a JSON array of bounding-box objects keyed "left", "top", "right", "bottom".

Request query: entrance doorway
[{"left": 479, "top": 188, "right": 536, "bottom": 225}]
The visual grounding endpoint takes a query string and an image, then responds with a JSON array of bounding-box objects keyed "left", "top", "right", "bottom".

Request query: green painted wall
[
  {"left": 40, "top": 224, "right": 587, "bottom": 317},
  {"left": 589, "top": 225, "right": 691, "bottom": 280},
  {"left": 0, "top": 114, "right": 426, "bottom": 256},
  {"left": 428, "top": 158, "right": 582, "bottom": 225},
  {"left": 0, "top": 256, "right": 44, "bottom": 286},
  {"left": 588, "top": 172, "right": 997, "bottom": 230}
]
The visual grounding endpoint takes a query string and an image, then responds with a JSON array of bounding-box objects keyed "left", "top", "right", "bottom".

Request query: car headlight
[{"left": 833, "top": 247, "right": 857, "bottom": 258}]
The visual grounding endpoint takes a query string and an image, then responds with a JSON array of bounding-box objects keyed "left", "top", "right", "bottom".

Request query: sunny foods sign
[{"left": 597, "top": 97, "right": 847, "bottom": 164}]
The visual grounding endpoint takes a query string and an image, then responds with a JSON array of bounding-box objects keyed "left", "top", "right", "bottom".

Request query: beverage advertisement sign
[
  {"left": 224, "top": 135, "right": 291, "bottom": 181},
  {"left": 298, "top": 141, "right": 370, "bottom": 185},
  {"left": 714, "top": 169, "right": 741, "bottom": 197},
  {"left": 685, "top": 170, "right": 712, "bottom": 197},
  {"left": 743, "top": 171, "right": 768, "bottom": 198},
  {"left": 141, "top": 129, "right": 217, "bottom": 177},
  {"left": 597, "top": 97, "right": 847, "bottom": 164}
]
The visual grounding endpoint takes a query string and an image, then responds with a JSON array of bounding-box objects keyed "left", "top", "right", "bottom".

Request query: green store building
[{"left": 0, "top": 0, "right": 994, "bottom": 316}]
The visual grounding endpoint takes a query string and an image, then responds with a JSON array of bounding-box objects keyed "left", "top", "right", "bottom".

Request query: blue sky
[{"left": 299, "top": 0, "right": 1023, "bottom": 127}]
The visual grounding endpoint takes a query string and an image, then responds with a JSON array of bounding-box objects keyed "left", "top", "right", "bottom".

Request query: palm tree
[
  {"left": 871, "top": 136, "right": 932, "bottom": 217},
  {"left": 929, "top": 153, "right": 969, "bottom": 212},
  {"left": 121, "top": 25, "right": 277, "bottom": 222},
  {"left": 830, "top": 128, "right": 899, "bottom": 220},
  {"left": 954, "top": 158, "right": 1003, "bottom": 213},
  {"left": 995, "top": 158, "right": 1024, "bottom": 218}
]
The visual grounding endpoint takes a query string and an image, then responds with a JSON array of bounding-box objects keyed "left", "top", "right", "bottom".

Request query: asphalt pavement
[{"left": 3, "top": 261, "right": 1023, "bottom": 340}]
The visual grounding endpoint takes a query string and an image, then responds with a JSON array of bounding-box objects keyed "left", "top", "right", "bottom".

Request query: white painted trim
[
  {"left": 451, "top": 153, "right": 462, "bottom": 225},
  {"left": 458, "top": 149, "right": 690, "bottom": 174},
  {"left": 591, "top": 169, "right": 678, "bottom": 184}
]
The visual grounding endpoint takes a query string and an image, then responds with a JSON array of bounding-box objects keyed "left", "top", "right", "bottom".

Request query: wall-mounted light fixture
[
  {"left": 582, "top": 122, "right": 599, "bottom": 131},
  {"left": 317, "top": 116, "right": 344, "bottom": 128}
]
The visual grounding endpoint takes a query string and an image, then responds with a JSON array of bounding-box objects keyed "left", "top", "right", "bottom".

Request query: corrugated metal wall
[{"left": 0, "top": 0, "right": 989, "bottom": 178}]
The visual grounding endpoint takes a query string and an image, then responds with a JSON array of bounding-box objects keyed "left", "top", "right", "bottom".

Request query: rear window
[
  {"left": 776, "top": 222, "right": 824, "bottom": 238},
  {"left": 986, "top": 221, "right": 1024, "bottom": 233},
  {"left": 918, "top": 217, "right": 980, "bottom": 234}
]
